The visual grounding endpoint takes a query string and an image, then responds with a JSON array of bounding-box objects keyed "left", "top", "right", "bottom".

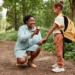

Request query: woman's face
[{"left": 26, "top": 17, "right": 35, "bottom": 28}]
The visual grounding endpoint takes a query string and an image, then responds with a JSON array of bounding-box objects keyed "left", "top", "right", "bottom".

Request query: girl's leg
[
  {"left": 54, "top": 34, "right": 64, "bottom": 68},
  {"left": 52, "top": 34, "right": 65, "bottom": 72}
]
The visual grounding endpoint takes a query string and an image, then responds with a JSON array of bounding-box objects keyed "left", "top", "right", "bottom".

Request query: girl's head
[
  {"left": 53, "top": 1, "right": 64, "bottom": 15},
  {"left": 23, "top": 15, "right": 35, "bottom": 28}
]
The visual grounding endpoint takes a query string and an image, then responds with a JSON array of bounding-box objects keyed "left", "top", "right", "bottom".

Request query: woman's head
[
  {"left": 53, "top": 1, "right": 64, "bottom": 15},
  {"left": 23, "top": 15, "right": 35, "bottom": 28}
]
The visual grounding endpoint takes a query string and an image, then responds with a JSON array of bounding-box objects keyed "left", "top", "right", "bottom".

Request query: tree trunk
[
  {"left": 72, "top": 8, "right": 75, "bottom": 22},
  {"left": 69, "top": 0, "right": 75, "bottom": 22},
  {"left": 15, "top": 3, "right": 17, "bottom": 30},
  {"left": 22, "top": 0, "right": 25, "bottom": 19}
]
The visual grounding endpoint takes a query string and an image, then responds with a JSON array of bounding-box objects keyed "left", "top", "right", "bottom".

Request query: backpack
[{"left": 57, "top": 15, "right": 75, "bottom": 43}]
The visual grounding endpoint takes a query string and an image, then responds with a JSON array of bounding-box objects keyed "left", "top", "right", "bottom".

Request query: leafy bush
[
  {"left": 64, "top": 42, "right": 75, "bottom": 61},
  {"left": 0, "top": 30, "right": 18, "bottom": 41}
]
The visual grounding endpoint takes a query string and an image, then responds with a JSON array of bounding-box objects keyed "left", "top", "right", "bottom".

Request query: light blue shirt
[{"left": 14, "top": 25, "right": 42, "bottom": 51}]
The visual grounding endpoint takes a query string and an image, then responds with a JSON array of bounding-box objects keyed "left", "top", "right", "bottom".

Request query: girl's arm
[
  {"left": 45, "top": 23, "right": 58, "bottom": 39},
  {"left": 42, "top": 23, "right": 58, "bottom": 43}
]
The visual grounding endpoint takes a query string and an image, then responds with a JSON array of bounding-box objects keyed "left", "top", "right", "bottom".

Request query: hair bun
[{"left": 60, "top": 1, "right": 64, "bottom": 4}]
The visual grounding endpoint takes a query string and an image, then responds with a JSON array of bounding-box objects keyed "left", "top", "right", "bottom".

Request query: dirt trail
[{"left": 0, "top": 40, "right": 75, "bottom": 75}]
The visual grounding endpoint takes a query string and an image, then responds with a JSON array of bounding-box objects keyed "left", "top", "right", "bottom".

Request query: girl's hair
[
  {"left": 23, "top": 15, "right": 34, "bottom": 24},
  {"left": 53, "top": 1, "right": 64, "bottom": 10}
]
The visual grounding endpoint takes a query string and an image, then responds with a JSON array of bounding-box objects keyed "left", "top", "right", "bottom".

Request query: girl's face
[
  {"left": 26, "top": 17, "right": 35, "bottom": 28},
  {"left": 53, "top": 6, "right": 60, "bottom": 15}
]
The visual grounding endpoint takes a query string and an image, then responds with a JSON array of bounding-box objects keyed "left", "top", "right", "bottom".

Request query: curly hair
[{"left": 23, "top": 15, "right": 34, "bottom": 24}]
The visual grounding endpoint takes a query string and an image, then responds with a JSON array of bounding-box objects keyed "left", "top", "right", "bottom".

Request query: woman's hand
[
  {"left": 34, "top": 27, "right": 40, "bottom": 35},
  {"left": 42, "top": 38, "right": 47, "bottom": 44},
  {"left": 38, "top": 40, "right": 43, "bottom": 45},
  {"left": 31, "top": 27, "right": 40, "bottom": 37},
  {"left": 38, "top": 38, "right": 47, "bottom": 45}
]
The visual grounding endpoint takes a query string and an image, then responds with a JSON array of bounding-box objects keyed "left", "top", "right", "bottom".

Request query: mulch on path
[{"left": 0, "top": 40, "right": 75, "bottom": 75}]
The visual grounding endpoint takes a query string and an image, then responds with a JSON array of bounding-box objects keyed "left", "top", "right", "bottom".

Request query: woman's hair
[
  {"left": 23, "top": 15, "right": 34, "bottom": 24},
  {"left": 53, "top": 1, "right": 64, "bottom": 10}
]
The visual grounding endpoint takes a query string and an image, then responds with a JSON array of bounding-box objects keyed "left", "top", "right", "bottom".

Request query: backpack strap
[{"left": 63, "top": 16, "right": 68, "bottom": 31}]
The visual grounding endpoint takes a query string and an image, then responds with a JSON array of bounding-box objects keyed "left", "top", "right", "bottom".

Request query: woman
[{"left": 14, "top": 15, "right": 43, "bottom": 68}]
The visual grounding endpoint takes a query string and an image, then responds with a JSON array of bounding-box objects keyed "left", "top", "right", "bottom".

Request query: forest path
[{"left": 0, "top": 40, "right": 75, "bottom": 75}]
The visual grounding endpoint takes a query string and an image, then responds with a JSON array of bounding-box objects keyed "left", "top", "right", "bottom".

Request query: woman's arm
[
  {"left": 18, "top": 28, "right": 31, "bottom": 42},
  {"left": 18, "top": 27, "right": 39, "bottom": 42}
]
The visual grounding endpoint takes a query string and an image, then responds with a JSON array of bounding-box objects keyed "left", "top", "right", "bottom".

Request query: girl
[{"left": 42, "top": 1, "right": 65, "bottom": 72}]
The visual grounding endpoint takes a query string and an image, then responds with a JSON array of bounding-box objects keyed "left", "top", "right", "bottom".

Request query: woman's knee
[
  {"left": 17, "top": 56, "right": 27, "bottom": 64},
  {"left": 37, "top": 46, "right": 41, "bottom": 52}
]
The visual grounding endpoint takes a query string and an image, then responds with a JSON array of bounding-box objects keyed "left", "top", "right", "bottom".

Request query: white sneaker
[
  {"left": 52, "top": 67, "right": 65, "bottom": 72},
  {"left": 52, "top": 64, "right": 57, "bottom": 68}
]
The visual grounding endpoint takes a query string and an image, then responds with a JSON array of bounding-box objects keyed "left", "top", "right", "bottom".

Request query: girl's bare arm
[{"left": 45, "top": 23, "right": 58, "bottom": 40}]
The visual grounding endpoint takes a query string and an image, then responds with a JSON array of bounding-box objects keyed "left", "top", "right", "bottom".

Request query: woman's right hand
[{"left": 34, "top": 27, "right": 40, "bottom": 35}]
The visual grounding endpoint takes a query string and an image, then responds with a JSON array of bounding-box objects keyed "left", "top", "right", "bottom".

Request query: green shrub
[{"left": 0, "top": 30, "right": 18, "bottom": 41}]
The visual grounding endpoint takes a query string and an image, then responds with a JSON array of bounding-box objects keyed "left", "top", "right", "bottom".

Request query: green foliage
[
  {"left": 2, "top": 0, "right": 43, "bottom": 30},
  {"left": 0, "top": 29, "right": 18, "bottom": 41},
  {"left": 64, "top": 42, "right": 75, "bottom": 61},
  {"left": 0, "top": 13, "right": 2, "bottom": 28},
  {"left": 63, "top": 0, "right": 70, "bottom": 18},
  {"left": 41, "top": 0, "right": 57, "bottom": 28},
  {"left": 2, "top": 0, "right": 71, "bottom": 30},
  {"left": 0, "top": 6, "right": 2, "bottom": 12}
]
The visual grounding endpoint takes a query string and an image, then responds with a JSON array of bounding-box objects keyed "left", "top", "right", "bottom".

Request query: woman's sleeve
[{"left": 18, "top": 27, "right": 31, "bottom": 42}]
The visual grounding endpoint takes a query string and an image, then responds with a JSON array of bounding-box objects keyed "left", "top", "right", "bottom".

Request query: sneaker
[
  {"left": 52, "top": 64, "right": 57, "bottom": 68},
  {"left": 52, "top": 67, "right": 65, "bottom": 72}
]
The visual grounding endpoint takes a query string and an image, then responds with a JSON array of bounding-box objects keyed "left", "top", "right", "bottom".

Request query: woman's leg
[
  {"left": 17, "top": 56, "right": 27, "bottom": 64},
  {"left": 27, "top": 46, "right": 41, "bottom": 68},
  {"left": 30, "top": 46, "right": 41, "bottom": 62}
]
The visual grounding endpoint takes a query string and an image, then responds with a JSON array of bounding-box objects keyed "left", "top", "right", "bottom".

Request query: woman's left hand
[{"left": 38, "top": 39, "right": 44, "bottom": 45}]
